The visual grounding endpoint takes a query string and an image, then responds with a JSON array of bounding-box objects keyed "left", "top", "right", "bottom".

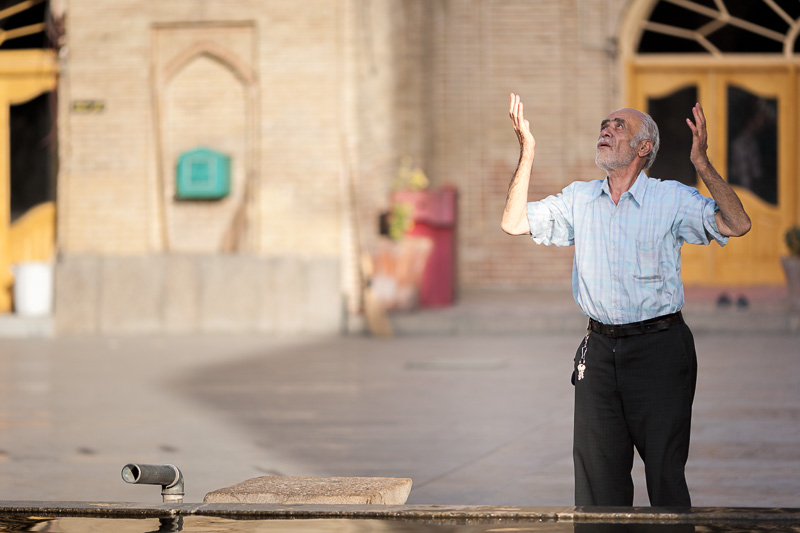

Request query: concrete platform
[{"left": 203, "top": 475, "right": 413, "bottom": 505}]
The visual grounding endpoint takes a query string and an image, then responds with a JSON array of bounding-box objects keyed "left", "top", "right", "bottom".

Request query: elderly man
[{"left": 501, "top": 94, "right": 750, "bottom": 507}]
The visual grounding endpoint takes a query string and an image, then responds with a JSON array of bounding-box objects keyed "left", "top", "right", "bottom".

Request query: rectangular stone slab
[{"left": 203, "top": 476, "right": 412, "bottom": 505}]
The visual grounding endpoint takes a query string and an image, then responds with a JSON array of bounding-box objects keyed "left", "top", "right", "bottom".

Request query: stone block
[
  {"left": 305, "top": 256, "right": 343, "bottom": 333},
  {"left": 198, "top": 256, "right": 264, "bottom": 332},
  {"left": 162, "top": 255, "right": 200, "bottom": 333},
  {"left": 203, "top": 476, "right": 412, "bottom": 505},
  {"left": 52, "top": 253, "right": 344, "bottom": 335},
  {"left": 54, "top": 255, "right": 100, "bottom": 335},
  {"left": 267, "top": 257, "right": 308, "bottom": 334},
  {"left": 99, "top": 256, "right": 164, "bottom": 334},
  {"left": 255, "top": 257, "right": 278, "bottom": 334}
]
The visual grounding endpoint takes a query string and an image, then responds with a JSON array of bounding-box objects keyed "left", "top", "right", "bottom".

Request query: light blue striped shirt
[{"left": 527, "top": 171, "right": 728, "bottom": 325}]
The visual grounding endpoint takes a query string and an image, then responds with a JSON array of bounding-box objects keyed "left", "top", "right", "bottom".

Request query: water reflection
[
  {"left": 573, "top": 525, "right": 694, "bottom": 532},
  {"left": 148, "top": 516, "right": 183, "bottom": 532},
  {"left": 1, "top": 516, "right": 799, "bottom": 532}
]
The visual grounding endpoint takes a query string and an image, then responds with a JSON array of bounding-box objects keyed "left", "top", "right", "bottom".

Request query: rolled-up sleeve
[
  {"left": 676, "top": 187, "right": 729, "bottom": 247},
  {"left": 526, "top": 185, "right": 575, "bottom": 247}
]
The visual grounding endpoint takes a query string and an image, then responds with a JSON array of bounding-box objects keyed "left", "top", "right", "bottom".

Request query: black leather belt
[{"left": 589, "top": 311, "right": 683, "bottom": 338}]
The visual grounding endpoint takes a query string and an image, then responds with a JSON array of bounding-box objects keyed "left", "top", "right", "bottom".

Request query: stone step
[{"left": 385, "top": 291, "right": 799, "bottom": 336}]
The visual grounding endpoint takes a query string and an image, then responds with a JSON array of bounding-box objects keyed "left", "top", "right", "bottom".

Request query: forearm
[
  {"left": 696, "top": 160, "right": 751, "bottom": 237},
  {"left": 501, "top": 147, "right": 534, "bottom": 235}
]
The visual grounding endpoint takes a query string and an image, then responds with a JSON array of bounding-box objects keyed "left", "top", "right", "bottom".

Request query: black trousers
[{"left": 573, "top": 322, "right": 697, "bottom": 507}]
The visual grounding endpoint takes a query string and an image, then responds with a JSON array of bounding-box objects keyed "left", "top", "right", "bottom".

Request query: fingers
[
  {"left": 509, "top": 93, "right": 529, "bottom": 135},
  {"left": 686, "top": 103, "right": 710, "bottom": 165},
  {"left": 509, "top": 93, "right": 535, "bottom": 151},
  {"left": 693, "top": 102, "right": 706, "bottom": 126},
  {"left": 509, "top": 93, "right": 523, "bottom": 125},
  {"left": 687, "top": 102, "right": 707, "bottom": 133}
]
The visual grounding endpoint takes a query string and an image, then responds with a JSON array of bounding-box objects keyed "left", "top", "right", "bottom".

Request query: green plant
[
  {"left": 392, "top": 156, "right": 429, "bottom": 192},
  {"left": 786, "top": 226, "right": 800, "bottom": 257},
  {"left": 388, "top": 202, "right": 414, "bottom": 241}
]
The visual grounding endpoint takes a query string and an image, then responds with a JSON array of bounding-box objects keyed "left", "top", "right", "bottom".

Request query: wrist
[
  {"left": 693, "top": 158, "right": 711, "bottom": 175},
  {"left": 520, "top": 144, "right": 535, "bottom": 159}
]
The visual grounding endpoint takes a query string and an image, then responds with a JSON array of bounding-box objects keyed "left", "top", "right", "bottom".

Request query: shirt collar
[{"left": 596, "top": 170, "right": 648, "bottom": 205}]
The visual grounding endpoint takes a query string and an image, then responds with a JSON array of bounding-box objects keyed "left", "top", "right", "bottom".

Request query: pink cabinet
[{"left": 391, "top": 187, "right": 457, "bottom": 307}]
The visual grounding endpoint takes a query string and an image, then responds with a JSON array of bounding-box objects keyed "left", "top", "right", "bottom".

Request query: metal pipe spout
[{"left": 121, "top": 463, "right": 184, "bottom": 503}]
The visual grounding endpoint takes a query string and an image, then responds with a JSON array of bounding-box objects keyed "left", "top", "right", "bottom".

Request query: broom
[{"left": 341, "top": 136, "right": 393, "bottom": 338}]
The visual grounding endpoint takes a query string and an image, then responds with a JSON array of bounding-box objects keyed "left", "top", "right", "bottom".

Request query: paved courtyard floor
[{"left": 1, "top": 326, "right": 798, "bottom": 507}]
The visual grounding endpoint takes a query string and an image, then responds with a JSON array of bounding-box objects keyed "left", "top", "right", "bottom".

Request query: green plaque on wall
[{"left": 176, "top": 147, "right": 231, "bottom": 200}]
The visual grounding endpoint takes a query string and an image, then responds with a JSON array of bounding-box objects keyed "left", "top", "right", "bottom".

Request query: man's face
[{"left": 595, "top": 109, "right": 641, "bottom": 172}]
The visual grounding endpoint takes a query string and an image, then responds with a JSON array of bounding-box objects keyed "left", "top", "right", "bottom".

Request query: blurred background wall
[
  {"left": 1, "top": 0, "right": 797, "bottom": 334},
  {"left": 48, "top": 0, "right": 628, "bottom": 335}
]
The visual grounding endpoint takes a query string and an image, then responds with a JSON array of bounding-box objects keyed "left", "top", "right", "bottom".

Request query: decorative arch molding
[
  {"left": 160, "top": 40, "right": 257, "bottom": 89},
  {"left": 620, "top": 0, "right": 800, "bottom": 61},
  {"left": 619, "top": 0, "right": 658, "bottom": 61}
]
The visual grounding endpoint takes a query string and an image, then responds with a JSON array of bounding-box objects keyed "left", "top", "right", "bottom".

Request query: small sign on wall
[
  {"left": 175, "top": 147, "right": 231, "bottom": 200},
  {"left": 71, "top": 100, "right": 106, "bottom": 113}
]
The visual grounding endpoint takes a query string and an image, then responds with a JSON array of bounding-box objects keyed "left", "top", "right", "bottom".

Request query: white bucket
[{"left": 13, "top": 261, "right": 54, "bottom": 317}]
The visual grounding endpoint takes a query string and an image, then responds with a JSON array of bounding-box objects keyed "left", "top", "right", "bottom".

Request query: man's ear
[{"left": 638, "top": 140, "right": 653, "bottom": 157}]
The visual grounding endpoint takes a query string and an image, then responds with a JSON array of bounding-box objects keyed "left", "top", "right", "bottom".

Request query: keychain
[{"left": 577, "top": 327, "right": 589, "bottom": 381}]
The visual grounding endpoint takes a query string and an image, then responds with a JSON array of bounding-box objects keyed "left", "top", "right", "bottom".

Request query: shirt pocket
[{"left": 634, "top": 239, "right": 663, "bottom": 282}]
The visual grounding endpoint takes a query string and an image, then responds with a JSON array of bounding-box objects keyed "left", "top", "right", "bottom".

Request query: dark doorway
[{"left": 10, "top": 92, "right": 56, "bottom": 222}]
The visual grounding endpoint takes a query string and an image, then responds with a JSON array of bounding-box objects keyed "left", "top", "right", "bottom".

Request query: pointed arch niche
[
  {"left": 152, "top": 24, "right": 259, "bottom": 253},
  {"left": 621, "top": 0, "right": 800, "bottom": 287}
]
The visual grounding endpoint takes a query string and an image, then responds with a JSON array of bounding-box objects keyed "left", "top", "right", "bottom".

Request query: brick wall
[
  {"left": 409, "top": 0, "right": 630, "bottom": 289},
  {"left": 59, "top": 0, "right": 353, "bottom": 258},
  {"left": 56, "top": 0, "right": 634, "bottom": 331}
]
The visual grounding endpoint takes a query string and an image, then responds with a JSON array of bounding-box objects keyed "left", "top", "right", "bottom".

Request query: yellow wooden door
[
  {"left": 711, "top": 69, "right": 794, "bottom": 285},
  {"left": 630, "top": 64, "right": 794, "bottom": 286},
  {"left": 0, "top": 50, "right": 58, "bottom": 312}
]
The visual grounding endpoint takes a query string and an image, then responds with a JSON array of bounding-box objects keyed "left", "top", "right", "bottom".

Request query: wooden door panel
[
  {"left": 630, "top": 65, "right": 793, "bottom": 286},
  {"left": 713, "top": 70, "right": 791, "bottom": 285},
  {"left": 631, "top": 68, "right": 716, "bottom": 285}
]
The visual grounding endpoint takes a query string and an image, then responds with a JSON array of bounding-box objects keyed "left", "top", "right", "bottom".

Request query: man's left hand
[
  {"left": 685, "top": 102, "right": 752, "bottom": 237},
  {"left": 686, "top": 103, "right": 710, "bottom": 170}
]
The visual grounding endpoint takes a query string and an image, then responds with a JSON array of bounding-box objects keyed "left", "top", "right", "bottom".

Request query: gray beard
[{"left": 595, "top": 147, "right": 636, "bottom": 172}]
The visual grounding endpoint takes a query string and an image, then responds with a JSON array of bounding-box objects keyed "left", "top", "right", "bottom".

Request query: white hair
[{"left": 632, "top": 112, "right": 660, "bottom": 170}]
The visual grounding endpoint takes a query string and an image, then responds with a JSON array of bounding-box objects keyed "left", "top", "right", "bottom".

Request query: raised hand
[
  {"left": 501, "top": 93, "right": 535, "bottom": 235},
  {"left": 509, "top": 93, "right": 535, "bottom": 153},
  {"left": 685, "top": 102, "right": 751, "bottom": 237},
  {"left": 686, "top": 102, "right": 710, "bottom": 170}
]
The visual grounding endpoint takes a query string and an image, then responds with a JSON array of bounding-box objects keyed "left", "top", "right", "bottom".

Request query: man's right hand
[
  {"left": 509, "top": 93, "right": 535, "bottom": 154},
  {"left": 501, "top": 93, "right": 535, "bottom": 236}
]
